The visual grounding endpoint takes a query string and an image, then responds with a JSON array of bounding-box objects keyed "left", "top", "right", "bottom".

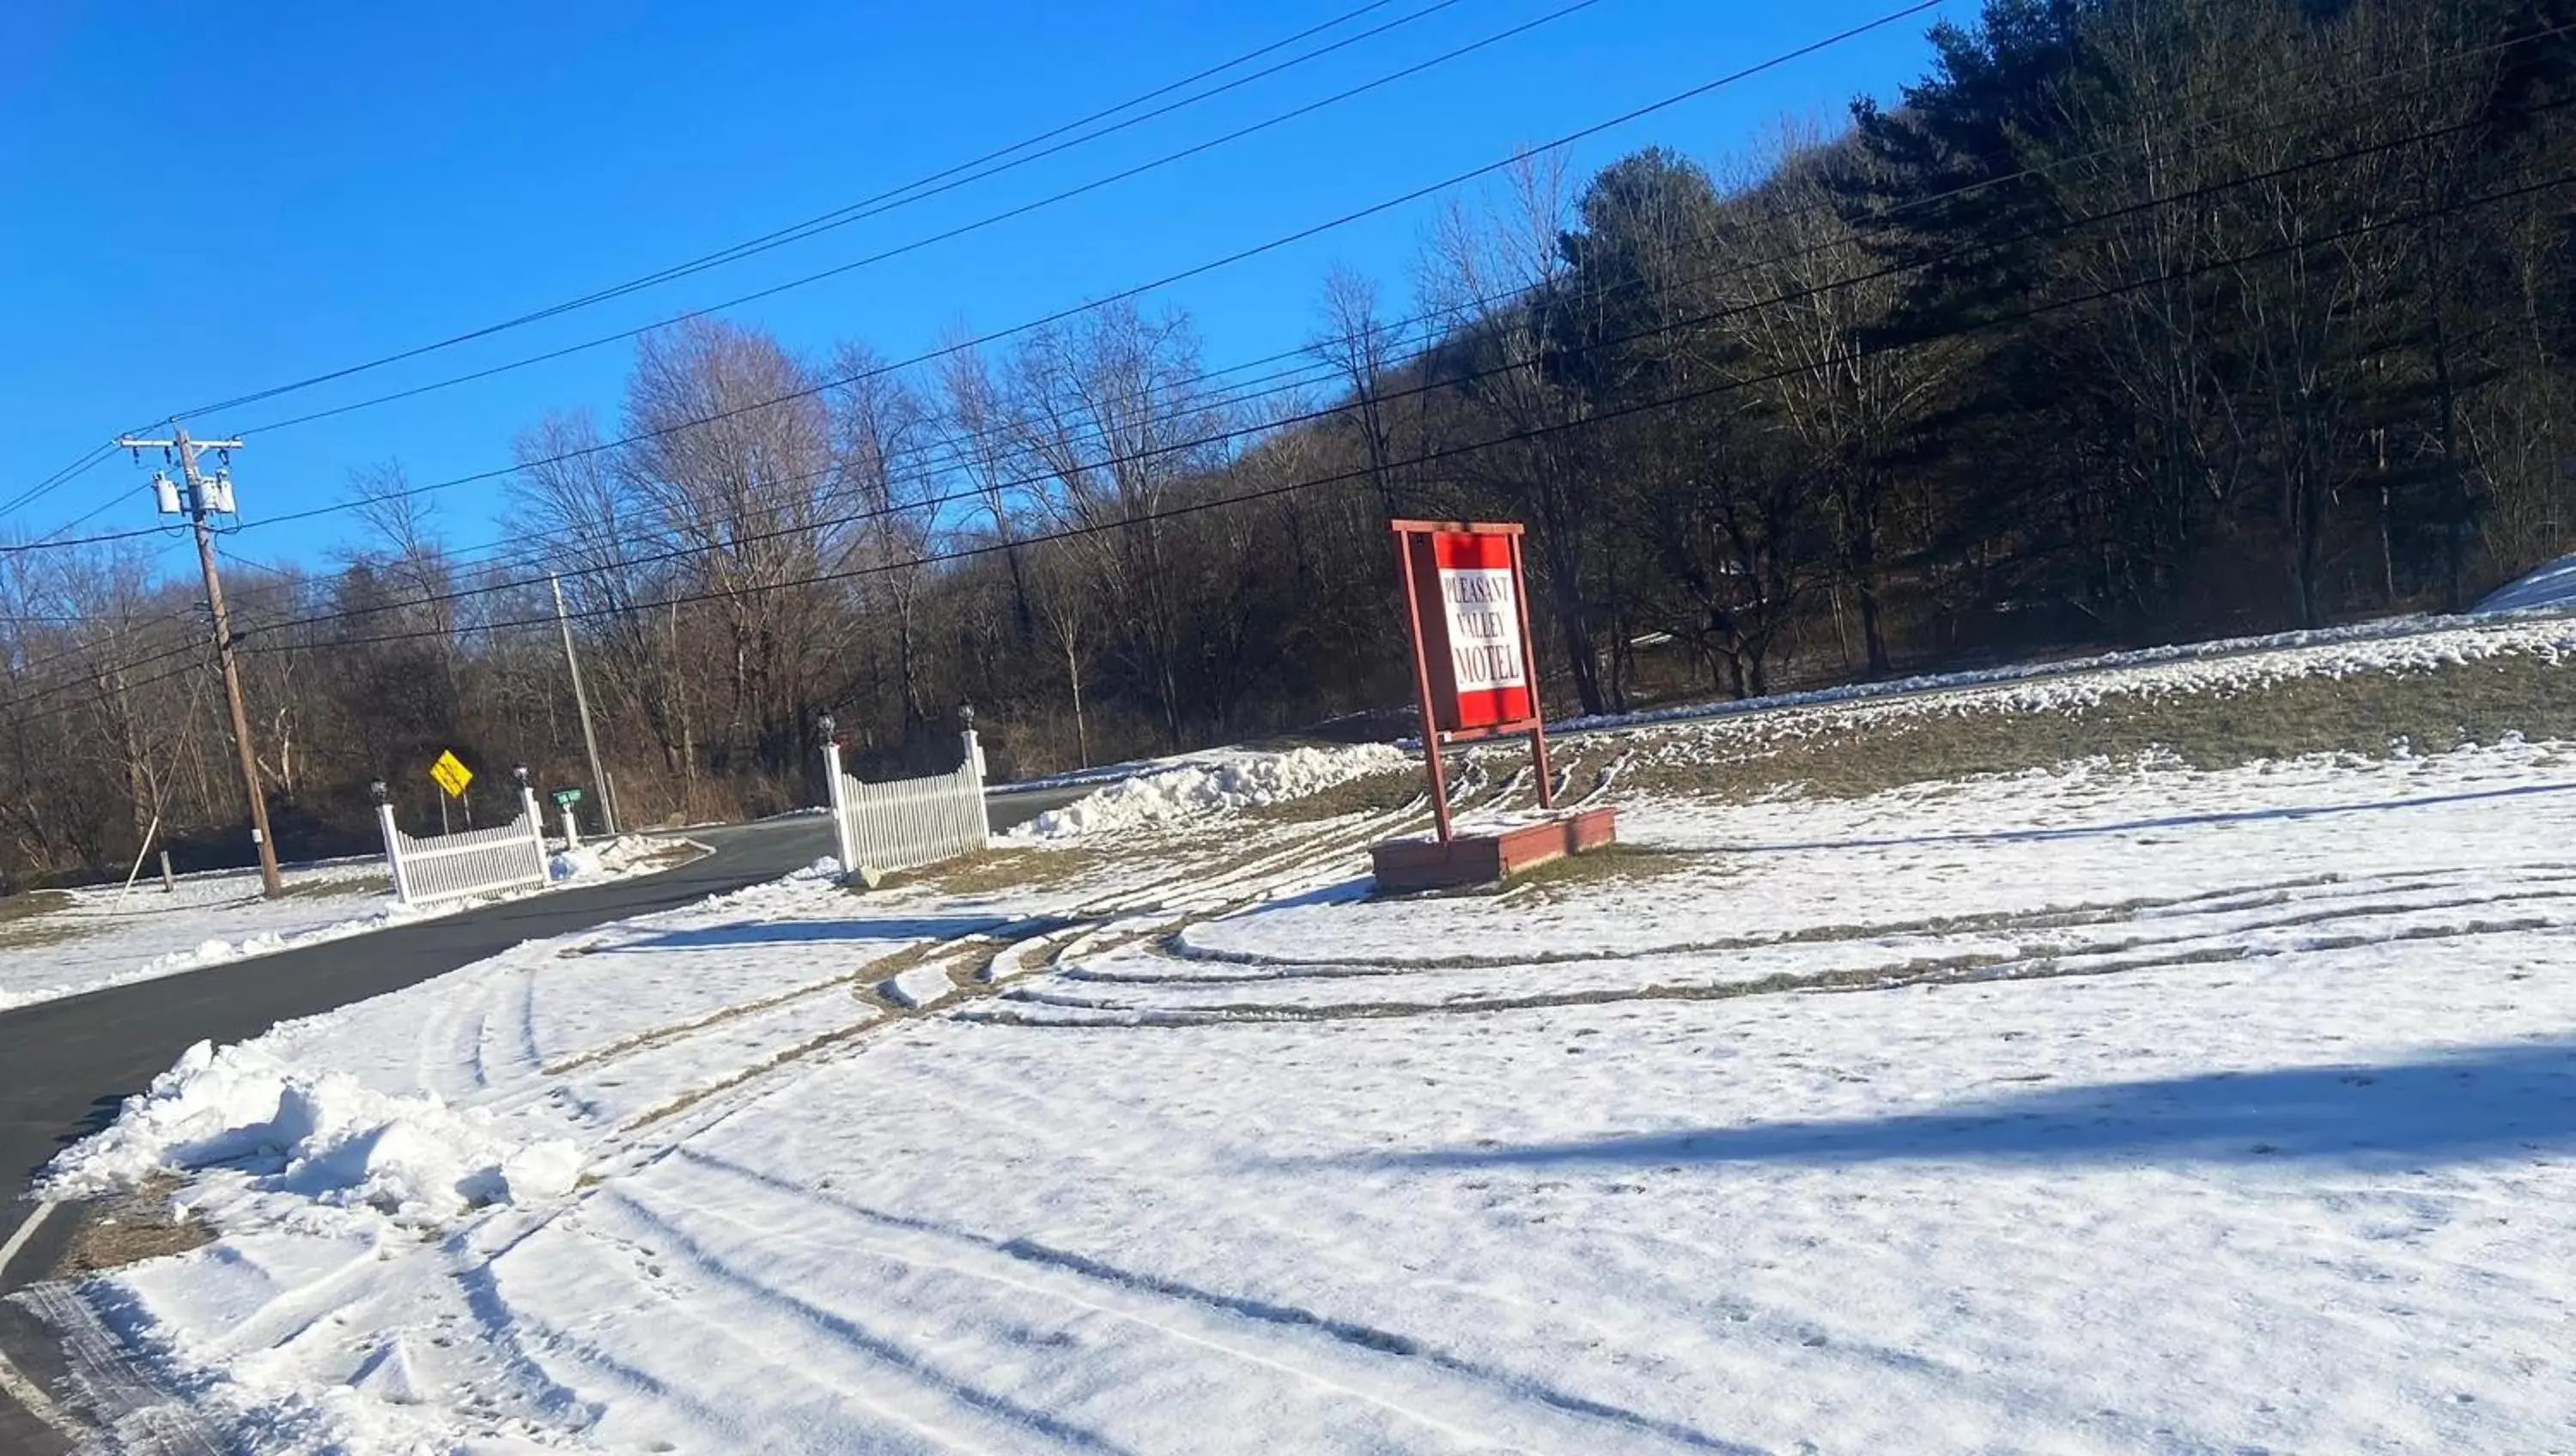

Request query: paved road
[{"left": 0, "top": 786, "right": 1084, "bottom": 1451}]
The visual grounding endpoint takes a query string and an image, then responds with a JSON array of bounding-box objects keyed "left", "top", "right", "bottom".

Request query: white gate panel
[
  {"left": 378, "top": 791, "right": 550, "bottom": 907},
  {"left": 824, "top": 731, "right": 988, "bottom": 879}
]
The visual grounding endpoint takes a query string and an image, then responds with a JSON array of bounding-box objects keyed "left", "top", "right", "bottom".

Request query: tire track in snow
[
  {"left": 532, "top": 780, "right": 1448, "bottom": 1098},
  {"left": 967, "top": 879, "right": 2576, "bottom": 1029},
  {"left": 669, "top": 1148, "right": 1757, "bottom": 1454},
  {"left": 591, "top": 1186, "right": 1137, "bottom": 1454},
  {"left": 574, "top": 766, "right": 1532, "bottom": 1160},
  {"left": 1130, "top": 867, "right": 2576, "bottom": 982}
]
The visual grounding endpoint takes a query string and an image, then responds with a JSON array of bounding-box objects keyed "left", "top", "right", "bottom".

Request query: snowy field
[
  {"left": 0, "top": 836, "right": 696, "bottom": 1015},
  {"left": 1556, "top": 600, "right": 2576, "bottom": 737},
  {"left": 1006, "top": 611, "right": 2576, "bottom": 850},
  {"left": 25, "top": 726, "right": 2576, "bottom": 1452},
  {"left": 2477, "top": 549, "right": 2576, "bottom": 614}
]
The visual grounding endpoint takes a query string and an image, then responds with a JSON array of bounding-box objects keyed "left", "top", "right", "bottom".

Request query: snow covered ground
[
  {"left": 2478, "top": 549, "right": 2576, "bottom": 614},
  {"left": 0, "top": 836, "right": 696, "bottom": 1015},
  {"left": 999, "top": 606, "right": 2576, "bottom": 844},
  {"left": 27, "top": 734, "right": 2576, "bottom": 1452},
  {"left": 1557, "top": 602, "right": 2576, "bottom": 737}
]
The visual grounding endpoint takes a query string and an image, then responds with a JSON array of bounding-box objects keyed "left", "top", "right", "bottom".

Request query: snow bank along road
[
  {"left": 0, "top": 834, "right": 696, "bottom": 1017},
  {"left": 15, "top": 733, "right": 2576, "bottom": 1451}
]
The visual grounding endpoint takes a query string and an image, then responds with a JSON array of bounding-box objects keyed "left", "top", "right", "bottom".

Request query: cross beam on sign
[{"left": 429, "top": 750, "right": 473, "bottom": 799}]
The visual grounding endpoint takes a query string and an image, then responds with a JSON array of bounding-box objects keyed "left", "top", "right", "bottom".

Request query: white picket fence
[
  {"left": 376, "top": 787, "right": 551, "bottom": 907},
  {"left": 824, "top": 730, "right": 989, "bottom": 879}
]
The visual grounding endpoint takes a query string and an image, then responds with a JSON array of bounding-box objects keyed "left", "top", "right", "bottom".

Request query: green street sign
[{"left": 550, "top": 787, "right": 585, "bottom": 807}]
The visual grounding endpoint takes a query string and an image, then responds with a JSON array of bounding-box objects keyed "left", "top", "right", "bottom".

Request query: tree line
[{"left": 5, "top": 0, "right": 2573, "bottom": 885}]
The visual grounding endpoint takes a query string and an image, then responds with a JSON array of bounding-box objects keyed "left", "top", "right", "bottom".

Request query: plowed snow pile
[
  {"left": 48, "top": 1040, "right": 579, "bottom": 1225},
  {"left": 1010, "top": 742, "right": 1407, "bottom": 840}
]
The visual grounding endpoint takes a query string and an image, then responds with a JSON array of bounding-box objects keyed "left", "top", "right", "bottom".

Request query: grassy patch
[
  {"left": 1620, "top": 652, "right": 2576, "bottom": 802},
  {"left": 271, "top": 874, "right": 394, "bottom": 901},
  {"left": 872, "top": 847, "right": 1106, "bottom": 897},
  {"left": 1509, "top": 843, "right": 1696, "bottom": 899},
  {"left": 41, "top": 1176, "right": 215, "bottom": 1281},
  {"left": 0, "top": 889, "right": 88, "bottom": 949},
  {"left": 1243, "top": 768, "right": 1424, "bottom": 824},
  {"left": 0, "top": 889, "right": 71, "bottom": 925}
]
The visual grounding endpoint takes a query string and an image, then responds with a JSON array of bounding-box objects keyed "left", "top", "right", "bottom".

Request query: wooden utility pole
[
  {"left": 118, "top": 426, "right": 284, "bottom": 895},
  {"left": 551, "top": 574, "right": 618, "bottom": 834}
]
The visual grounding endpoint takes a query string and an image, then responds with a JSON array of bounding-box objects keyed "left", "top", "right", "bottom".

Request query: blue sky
[{"left": 0, "top": 0, "right": 1971, "bottom": 577}]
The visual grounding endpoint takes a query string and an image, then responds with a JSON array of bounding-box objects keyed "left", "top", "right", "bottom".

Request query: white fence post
[
  {"left": 823, "top": 737, "right": 859, "bottom": 874},
  {"left": 377, "top": 802, "right": 415, "bottom": 907},
  {"left": 520, "top": 786, "right": 550, "bottom": 884},
  {"left": 961, "top": 728, "right": 989, "bottom": 848}
]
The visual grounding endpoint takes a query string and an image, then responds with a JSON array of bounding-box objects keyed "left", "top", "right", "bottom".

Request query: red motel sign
[
  {"left": 1391, "top": 519, "right": 1554, "bottom": 840},
  {"left": 1417, "top": 529, "right": 1534, "bottom": 731}
]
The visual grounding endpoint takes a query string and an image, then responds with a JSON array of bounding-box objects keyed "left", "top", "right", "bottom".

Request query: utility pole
[
  {"left": 550, "top": 573, "right": 618, "bottom": 834},
  {"left": 119, "top": 426, "right": 284, "bottom": 896}
]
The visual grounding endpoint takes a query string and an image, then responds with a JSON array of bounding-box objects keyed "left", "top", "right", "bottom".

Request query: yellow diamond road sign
[{"left": 429, "top": 749, "right": 473, "bottom": 799}]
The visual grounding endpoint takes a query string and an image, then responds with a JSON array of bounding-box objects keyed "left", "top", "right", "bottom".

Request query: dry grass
[
  {"left": 0, "top": 889, "right": 71, "bottom": 925},
  {"left": 1620, "top": 652, "right": 2576, "bottom": 802},
  {"left": 270, "top": 874, "right": 394, "bottom": 901},
  {"left": 878, "top": 847, "right": 1107, "bottom": 896},
  {"left": 0, "top": 889, "right": 88, "bottom": 949},
  {"left": 41, "top": 1176, "right": 214, "bottom": 1281},
  {"left": 1244, "top": 768, "right": 1424, "bottom": 824},
  {"left": 1510, "top": 843, "right": 1696, "bottom": 899}
]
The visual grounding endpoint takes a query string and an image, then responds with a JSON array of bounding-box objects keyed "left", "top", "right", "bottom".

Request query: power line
[
  {"left": 235, "top": 0, "right": 2567, "bottom": 452},
  {"left": 191, "top": 0, "right": 1940, "bottom": 506},
  {"left": 217, "top": 0, "right": 1630, "bottom": 438},
  {"left": 4, "top": 0, "right": 1770, "bottom": 558},
  {"left": 0, "top": 2, "right": 1431, "bottom": 525},
  {"left": 391, "top": 27, "right": 2572, "bottom": 585},
  {"left": 162, "top": 0, "right": 1453, "bottom": 422},
  {"left": 0, "top": 3, "right": 2047, "bottom": 560},
  {"left": 10, "top": 94, "right": 2550, "bottom": 712},
  {"left": 227, "top": 167, "right": 2576, "bottom": 654},
  {"left": 235, "top": 94, "right": 2564, "bottom": 624},
  {"left": 170, "top": 0, "right": 2555, "bottom": 538},
  {"left": 9, "top": 33, "right": 2557, "bottom": 707},
  {"left": 15, "top": 156, "right": 2550, "bottom": 722},
  {"left": 12, "top": 3, "right": 2556, "bottom": 552},
  {"left": 0, "top": 443, "right": 118, "bottom": 522}
]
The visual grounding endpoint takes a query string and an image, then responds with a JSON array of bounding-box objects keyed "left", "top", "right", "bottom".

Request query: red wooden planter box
[{"left": 1370, "top": 807, "right": 1618, "bottom": 893}]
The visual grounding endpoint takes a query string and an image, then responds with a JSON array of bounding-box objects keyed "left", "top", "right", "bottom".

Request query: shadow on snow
[
  {"left": 1711, "top": 781, "right": 2576, "bottom": 856},
  {"left": 1361, "top": 1038, "right": 2576, "bottom": 1172},
  {"left": 615, "top": 916, "right": 1010, "bottom": 951}
]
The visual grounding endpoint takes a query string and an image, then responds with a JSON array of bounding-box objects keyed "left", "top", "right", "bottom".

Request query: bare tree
[
  {"left": 1419, "top": 148, "right": 1619, "bottom": 713},
  {"left": 1006, "top": 301, "right": 1230, "bottom": 747}
]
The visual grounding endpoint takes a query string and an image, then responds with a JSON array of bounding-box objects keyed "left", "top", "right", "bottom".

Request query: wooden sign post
[{"left": 1375, "top": 519, "right": 1613, "bottom": 890}]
